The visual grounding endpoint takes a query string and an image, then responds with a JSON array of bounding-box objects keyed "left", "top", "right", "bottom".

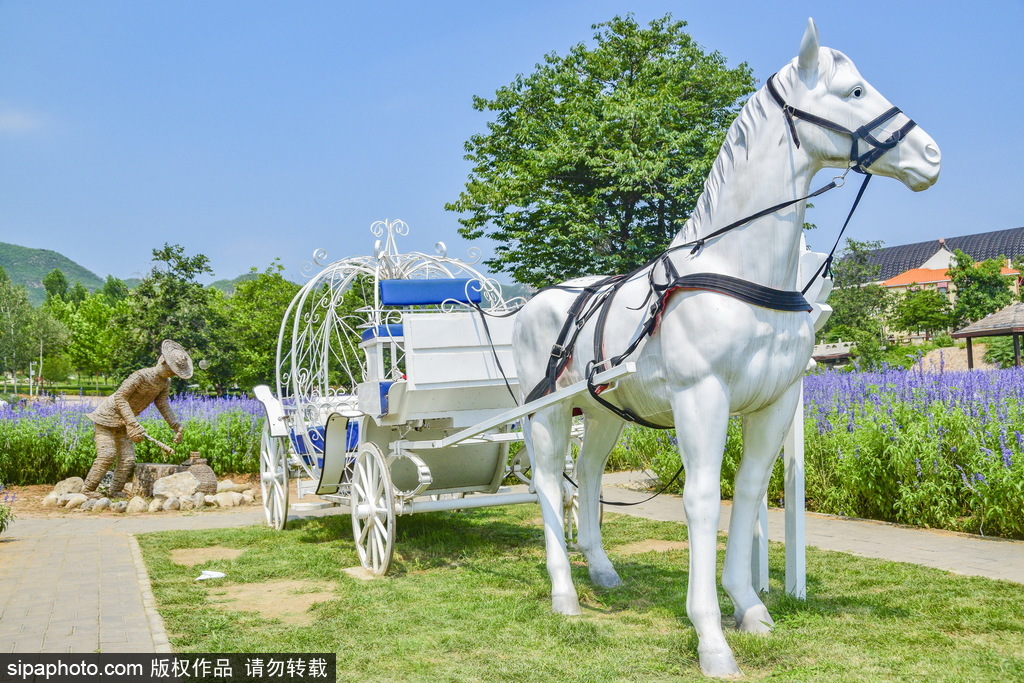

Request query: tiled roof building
[{"left": 866, "top": 226, "right": 1024, "bottom": 280}]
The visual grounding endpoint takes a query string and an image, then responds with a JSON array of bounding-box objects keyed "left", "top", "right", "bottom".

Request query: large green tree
[
  {"left": 0, "top": 267, "right": 36, "bottom": 375},
  {"left": 948, "top": 249, "right": 1012, "bottom": 326},
  {"left": 225, "top": 261, "right": 300, "bottom": 390},
  {"left": 101, "top": 275, "right": 130, "bottom": 303},
  {"left": 820, "top": 239, "right": 893, "bottom": 365},
  {"left": 64, "top": 292, "right": 127, "bottom": 379},
  {"left": 447, "top": 14, "right": 755, "bottom": 287},
  {"left": 42, "top": 268, "right": 69, "bottom": 302},
  {"left": 110, "top": 244, "right": 232, "bottom": 390},
  {"left": 890, "top": 286, "right": 952, "bottom": 339}
]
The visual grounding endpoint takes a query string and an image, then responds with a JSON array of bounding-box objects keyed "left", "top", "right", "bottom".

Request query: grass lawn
[{"left": 137, "top": 507, "right": 1024, "bottom": 681}]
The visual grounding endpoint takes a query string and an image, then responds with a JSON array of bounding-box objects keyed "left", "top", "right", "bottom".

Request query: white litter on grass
[{"left": 194, "top": 570, "right": 226, "bottom": 581}]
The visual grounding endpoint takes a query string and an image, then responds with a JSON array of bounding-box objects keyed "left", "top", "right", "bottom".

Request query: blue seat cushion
[
  {"left": 290, "top": 421, "right": 359, "bottom": 468},
  {"left": 360, "top": 324, "right": 404, "bottom": 341},
  {"left": 379, "top": 278, "right": 482, "bottom": 306},
  {"left": 345, "top": 420, "right": 359, "bottom": 451},
  {"left": 291, "top": 425, "right": 325, "bottom": 469},
  {"left": 291, "top": 425, "right": 325, "bottom": 455},
  {"left": 379, "top": 381, "right": 395, "bottom": 415}
]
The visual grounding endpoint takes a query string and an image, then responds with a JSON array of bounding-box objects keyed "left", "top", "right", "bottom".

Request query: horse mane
[{"left": 677, "top": 49, "right": 846, "bottom": 245}]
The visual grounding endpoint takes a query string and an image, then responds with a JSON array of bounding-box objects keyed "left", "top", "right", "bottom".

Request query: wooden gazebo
[{"left": 951, "top": 302, "right": 1024, "bottom": 369}]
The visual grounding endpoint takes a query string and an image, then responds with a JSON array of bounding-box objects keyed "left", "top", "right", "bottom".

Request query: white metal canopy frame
[{"left": 274, "top": 218, "right": 524, "bottom": 481}]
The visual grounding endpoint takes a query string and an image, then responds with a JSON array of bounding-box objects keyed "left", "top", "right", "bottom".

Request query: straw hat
[{"left": 160, "top": 339, "right": 194, "bottom": 379}]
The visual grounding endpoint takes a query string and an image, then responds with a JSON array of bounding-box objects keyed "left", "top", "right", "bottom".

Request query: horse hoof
[
  {"left": 736, "top": 606, "right": 775, "bottom": 634},
  {"left": 589, "top": 566, "right": 622, "bottom": 588},
  {"left": 698, "top": 646, "right": 742, "bottom": 679},
  {"left": 552, "top": 593, "right": 582, "bottom": 616}
]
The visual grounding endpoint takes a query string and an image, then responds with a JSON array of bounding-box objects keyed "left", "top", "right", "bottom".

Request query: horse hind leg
[
  {"left": 721, "top": 383, "right": 801, "bottom": 634},
  {"left": 524, "top": 404, "right": 580, "bottom": 615},
  {"left": 574, "top": 408, "right": 625, "bottom": 588}
]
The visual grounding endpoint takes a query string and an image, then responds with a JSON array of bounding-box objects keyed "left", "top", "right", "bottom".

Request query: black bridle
[
  {"left": 765, "top": 73, "right": 918, "bottom": 175},
  {"left": 523, "top": 71, "right": 922, "bottom": 425}
]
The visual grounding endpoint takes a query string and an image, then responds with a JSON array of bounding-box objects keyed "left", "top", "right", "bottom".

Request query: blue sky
[{"left": 1, "top": 1, "right": 1021, "bottom": 284}]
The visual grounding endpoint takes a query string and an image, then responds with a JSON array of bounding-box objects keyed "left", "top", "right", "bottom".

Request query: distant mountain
[
  {"left": 0, "top": 242, "right": 104, "bottom": 305},
  {"left": 209, "top": 272, "right": 259, "bottom": 295}
]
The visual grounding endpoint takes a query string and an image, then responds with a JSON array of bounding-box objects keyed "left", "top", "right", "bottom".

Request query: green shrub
[
  {"left": 0, "top": 483, "right": 14, "bottom": 535},
  {"left": 0, "top": 397, "right": 262, "bottom": 486}
]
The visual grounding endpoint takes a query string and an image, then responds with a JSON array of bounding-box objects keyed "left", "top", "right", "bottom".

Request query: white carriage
[{"left": 254, "top": 219, "right": 633, "bottom": 575}]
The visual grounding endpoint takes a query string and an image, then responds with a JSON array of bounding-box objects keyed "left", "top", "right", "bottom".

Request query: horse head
[{"left": 774, "top": 18, "right": 941, "bottom": 191}]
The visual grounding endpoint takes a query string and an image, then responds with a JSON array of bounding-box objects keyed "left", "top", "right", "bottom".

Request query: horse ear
[{"left": 798, "top": 18, "right": 819, "bottom": 80}]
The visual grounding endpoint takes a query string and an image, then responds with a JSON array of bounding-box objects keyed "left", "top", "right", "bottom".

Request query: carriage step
[{"left": 291, "top": 501, "right": 335, "bottom": 511}]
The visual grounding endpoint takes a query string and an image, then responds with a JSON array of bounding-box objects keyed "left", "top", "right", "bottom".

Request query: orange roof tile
[
  {"left": 882, "top": 265, "right": 1021, "bottom": 288},
  {"left": 882, "top": 268, "right": 951, "bottom": 287}
]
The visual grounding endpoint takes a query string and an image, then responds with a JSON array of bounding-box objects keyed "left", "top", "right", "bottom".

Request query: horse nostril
[{"left": 924, "top": 143, "right": 941, "bottom": 164}]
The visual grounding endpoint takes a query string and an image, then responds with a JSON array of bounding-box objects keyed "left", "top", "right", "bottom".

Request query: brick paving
[{"left": 1, "top": 474, "right": 1022, "bottom": 654}]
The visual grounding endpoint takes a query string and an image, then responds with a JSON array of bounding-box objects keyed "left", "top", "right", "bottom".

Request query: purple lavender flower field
[
  {"left": 641, "top": 367, "right": 1024, "bottom": 539},
  {"left": 0, "top": 396, "right": 264, "bottom": 486}
]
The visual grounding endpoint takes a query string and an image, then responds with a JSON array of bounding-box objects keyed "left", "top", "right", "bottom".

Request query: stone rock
[
  {"left": 217, "top": 479, "right": 249, "bottom": 494},
  {"left": 179, "top": 497, "right": 194, "bottom": 511},
  {"left": 163, "top": 497, "right": 180, "bottom": 511},
  {"left": 192, "top": 492, "right": 206, "bottom": 508},
  {"left": 93, "top": 498, "right": 111, "bottom": 512},
  {"left": 204, "top": 495, "right": 216, "bottom": 506},
  {"left": 132, "top": 463, "right": 180, "bottom": 498},
  {"left": 62, "top": 493, "right": 89, "bottom": 509},
  {"left": 148, "top": 498, "right": 164, "bottom": 513},
  {"left": 81, "top": 499, "right": 96, "bottom": 512},
  {"left": 110, "top": 501, "right": 128, "bottom": 513},
  {"left": 242, "top": 489, "right": 255, "bottom": 498},
  {"left": 241, "top": 494, "right": 255, "bottom": 505},
  {"left": 52, "top": 477, "right": 84, "bottom": 496},
  {"left": 153, "top": 472, "right": 200, "bottom": 499},
  {"left": 125, "top": 496, "right": 148, "bottom": 514},
  {"left": 41, "top": 494, "right": 61, "bottom": 508},
  {"left": 177, "top": 454, "right": 219, "bottom": 495},
  {"left": 214, "top": 491, "right": 238, "bottom": 508}
]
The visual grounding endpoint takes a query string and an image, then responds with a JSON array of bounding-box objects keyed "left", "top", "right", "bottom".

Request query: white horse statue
[{"left": 513, "top": 18, "right": 940, "bottom": 678}]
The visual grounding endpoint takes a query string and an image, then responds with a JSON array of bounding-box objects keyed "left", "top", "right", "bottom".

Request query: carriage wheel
[
  {"left": 260, "top": 421, "right": 290, "bottom": 531},
  {"left": 350, "top": 442, "right": 396, "bottom": 575}
]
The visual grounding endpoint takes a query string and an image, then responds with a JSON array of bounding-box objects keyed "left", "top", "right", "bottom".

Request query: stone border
[{"left": 127, "top": 533, "right": 173, "bottom": 653}]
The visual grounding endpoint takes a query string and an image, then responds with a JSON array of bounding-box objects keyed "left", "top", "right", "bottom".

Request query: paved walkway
[
  {"left": 2, "top": 474, "right": 1023, "bottom": 653},
  {"left": 599, "top": 471, "right": 1024, "bottom": 584}
]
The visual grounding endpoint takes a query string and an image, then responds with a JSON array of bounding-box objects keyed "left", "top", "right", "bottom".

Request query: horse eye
[{"left": 851, "top": 87, "right": 863, "bottom": 98}]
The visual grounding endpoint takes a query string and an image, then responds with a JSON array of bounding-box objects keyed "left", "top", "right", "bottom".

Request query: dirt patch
[
  {"left": 613, "top": 539, "right": 688, "bottom": 555},
  {"left": 3, "top": 473, "right": 263, "bottom": 518},
  {"left": 207, "top": 580, "right": 337, "bottom": 625},
  {"left": 170, "top": 546, "right": 245, "bottom": 567},
  {"left": 918, "top": 345, "right": 997, "bottom": 372},
  {"left": 342, "top": 566, "right": 379, "bottom": 581}
]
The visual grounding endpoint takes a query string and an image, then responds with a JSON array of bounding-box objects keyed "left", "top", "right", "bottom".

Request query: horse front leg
[
  {"left": 721, "top": 382, "right": 801, "bottom": 634},
  {"left": 672, "top": 379, "right": 740, "bottom": 678},
  {"left": 524, "top": 404, "right": 579, "bottom": 614},
  {"left": 575, "top": 409, "right": 625, "bottom": 587}
]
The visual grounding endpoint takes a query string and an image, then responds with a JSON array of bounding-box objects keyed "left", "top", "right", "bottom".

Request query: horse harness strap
[
  {"left": 526, "top": 74, "right": 917, "bottom": 426},
  {"left": 765, "top": 74, "right": 917, "bottom": 175},
  {"left": 583, "top": 267, "right": 813, "bottom": 428},
  {"left": 523, "top": 274, "right": 626, "bottom": 404}
]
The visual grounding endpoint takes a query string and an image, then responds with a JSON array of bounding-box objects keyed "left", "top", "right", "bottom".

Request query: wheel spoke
[{"left": 349, "top": 444, "right": 394, "bottom": 574}]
